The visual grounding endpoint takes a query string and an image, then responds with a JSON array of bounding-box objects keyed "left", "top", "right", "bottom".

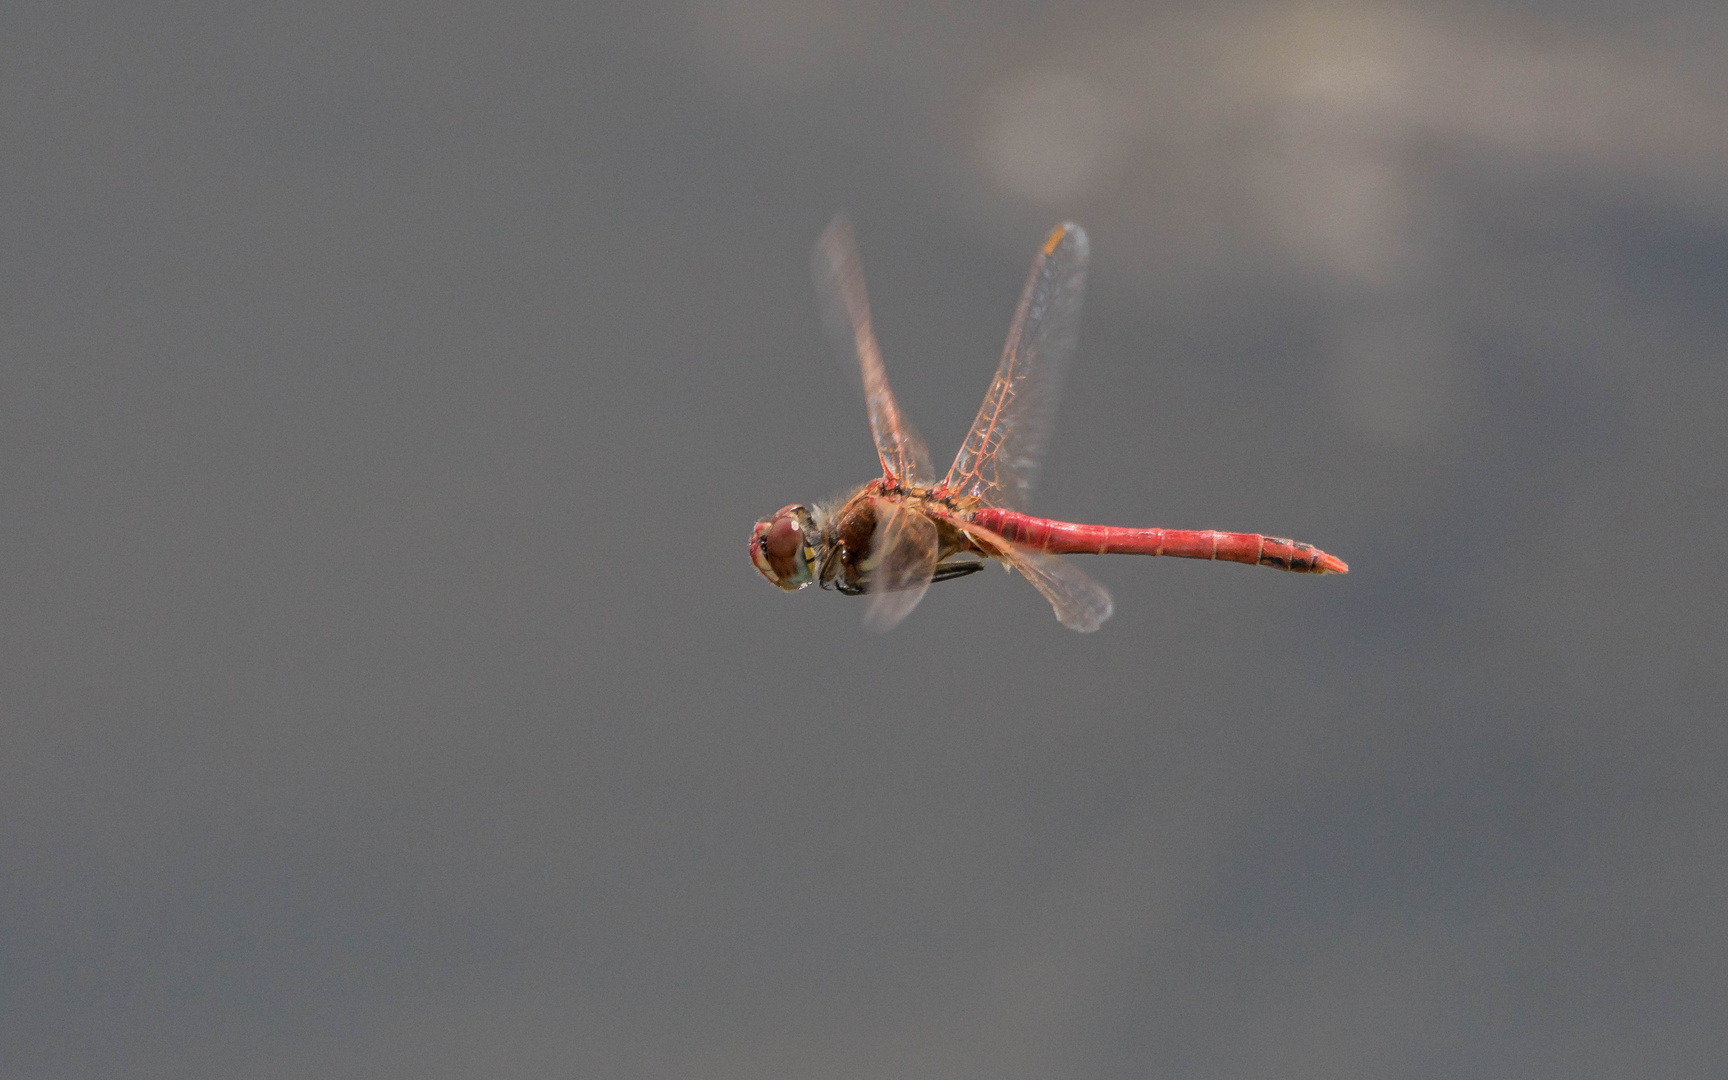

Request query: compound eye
[
  {"left": 749, "top": 506, "right": 813, "bottom": 589},
  {"left": 766, "top": 513, "right": 803, "bottom": 569}
]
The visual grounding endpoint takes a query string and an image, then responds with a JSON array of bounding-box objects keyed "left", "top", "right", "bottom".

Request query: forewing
[
  {"left": 861, "top": 498, "right": 939, "bottom": 632},
  {"left": 943, "top": 513, "right": 1113, "bottom": 633},
  {"left": 814, "top": 216, "right": 933, "bottom": 486},
  {"left": 943, "top": 223, "right": 1089, "bottom": 509}
]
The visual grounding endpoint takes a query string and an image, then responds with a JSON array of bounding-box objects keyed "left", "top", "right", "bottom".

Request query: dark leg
[
  {"left": 840, "top": 560, "right": 984, "bottom": 596},
  {"left": 930, "top": 560, "right": 985, "bottom": 584}
]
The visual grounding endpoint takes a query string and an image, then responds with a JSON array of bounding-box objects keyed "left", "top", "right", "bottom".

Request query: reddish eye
[
  {"left": 749, "top": 506, "right": 814, "bottom": 590},
  {"left": 763, "top": 516, "right": 802, "bottom": 570}
]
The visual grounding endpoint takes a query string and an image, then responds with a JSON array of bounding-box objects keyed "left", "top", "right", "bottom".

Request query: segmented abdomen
[{"left": 969, "top": 509, "right": 1347, "bottom": 574}]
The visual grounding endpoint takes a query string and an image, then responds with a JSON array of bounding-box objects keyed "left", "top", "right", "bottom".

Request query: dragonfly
[{"left": 749, "top": 216, "right": 1347, "bottom": 632}]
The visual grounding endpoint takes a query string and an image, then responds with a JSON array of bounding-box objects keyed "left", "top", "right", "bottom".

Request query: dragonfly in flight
[{"left": 750, "top": 217, "right": 1347, "bottom": 632}]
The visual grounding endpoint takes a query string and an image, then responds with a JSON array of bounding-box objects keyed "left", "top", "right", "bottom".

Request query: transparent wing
[
  {"left": 861, "top": 498, "right": 939, "bottom": 632},
  {"left": 1003, "top": 546, "right": 1114, "bottom": 632},
  {"left": 943, "top": 223, "right": 1089, "bottom": 509},
  {"left": 940, "top": 512, "right": 1113, "bottom": 632},
  {"left": 814, "top": 216, "right": 933, "bottom": 487}
]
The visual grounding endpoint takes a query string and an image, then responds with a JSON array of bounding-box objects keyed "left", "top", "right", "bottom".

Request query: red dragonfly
[{"left": 750, "top": 217, "right": 1347, "bottom": 632}]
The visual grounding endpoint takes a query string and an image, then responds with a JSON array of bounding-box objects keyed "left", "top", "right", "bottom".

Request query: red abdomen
[{"left": 970, "top": 509, "right": 1348, "bottom": 574}]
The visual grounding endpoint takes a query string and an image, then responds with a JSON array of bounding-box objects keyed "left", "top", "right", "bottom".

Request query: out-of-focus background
[{"left": 4, "top": 1, "right": 1725, "bottom": 1076}]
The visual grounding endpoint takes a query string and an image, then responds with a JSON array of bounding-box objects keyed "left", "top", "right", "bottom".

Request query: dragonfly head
[{"left": 750, "top": 504, "right": 818, "bottom": 590}]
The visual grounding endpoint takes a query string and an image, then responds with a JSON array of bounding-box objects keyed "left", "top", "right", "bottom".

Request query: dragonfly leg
[
  {"left": 839, "top": 559, "right": 982, "bottom": 596},
  {"left": 929, "top": 560, "right": 985, "bottom": 585}
]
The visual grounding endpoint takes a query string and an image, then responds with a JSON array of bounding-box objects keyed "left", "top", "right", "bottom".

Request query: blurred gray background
[{"left": 4, "top": 0, "right": 1725, "bottom": 1076}]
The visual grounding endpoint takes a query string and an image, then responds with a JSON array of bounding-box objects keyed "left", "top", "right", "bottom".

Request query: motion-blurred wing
[
  {"left": 814, "top": 216, "right": 933, "bottom": 487},
  {"left": 941, "top": 512, "right": 1113, "bottom": 632},
  {"left": 861, "top": 498, "right": 939, "bottom": 632},
  {"left": 943, "top": 223, "right": 1088, "bottom": 509},
  {"left": 1002, "top": 546, "right": 1114, "bottom": 632}
]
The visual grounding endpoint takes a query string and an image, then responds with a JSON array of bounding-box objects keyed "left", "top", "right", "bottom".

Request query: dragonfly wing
[
  {"left": 943, "top": 223, "right": 1089, "bottom": 509},
  {"left": 941, "top": 512, "right": 1114, "bottom": 632},
  {"left": 1003, "top": 546, "right": 1114, "bottom": 632},
  {"left": 861, "top": 497, "right": 939, "bottom": 632},
  {"left": 814, "top": 215, "right": 934, "bottom": 486}
]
